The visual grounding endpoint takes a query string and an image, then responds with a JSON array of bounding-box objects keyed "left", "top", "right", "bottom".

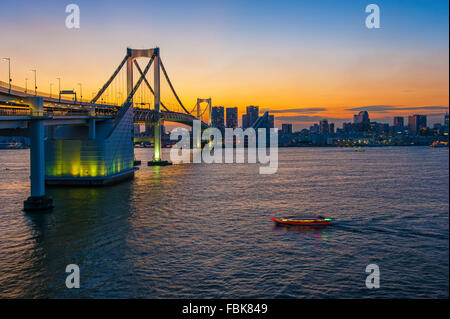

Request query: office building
[
  {"left": 281, "top": 124, "right": 293, "bottom": 135},
  {"left": 226, "top": 107, "right": 238, "bottom": 128},
  {"left": 245, "top": 105, "right": 259, "bottom": 128},
  {"left": 408, "top": 114, "right": 427, "bottom": 135},
  {"left": 211, "top": 106, "right": 225, "bottom": 128},
  {"left": 393, "top": 116, "right": 404, "bottom": 128},
  {"left": 242, "top": 114, "right": 248, "bottom": 129},
  {"left": 329, "top": 123, "right": 335, "bottom": 134},
  {"left": 319, "top": 119, "right": 329, "bottom": 135}
]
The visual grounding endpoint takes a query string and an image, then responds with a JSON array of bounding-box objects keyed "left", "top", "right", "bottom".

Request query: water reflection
[
  {"left": 19, "top": 182, "right": 134, "bottom": 297},
  {"left": 271, "top": 224, "right": 332, "bottom": 241},
  {"left": 0, "top": 147, "right": 448, "bottom": 298}
]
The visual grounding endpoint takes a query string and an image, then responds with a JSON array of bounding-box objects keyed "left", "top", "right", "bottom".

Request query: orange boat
[{"left": 270, "top": 216, "right": 332, "bottom": 226}]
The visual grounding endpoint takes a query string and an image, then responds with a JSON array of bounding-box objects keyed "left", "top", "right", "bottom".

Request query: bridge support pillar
[
  {"left": 153, "top": 120, "right": 161, "bottom": 161},
  {"left": 148, "top": 120, "right": 171, "bottom": 166},
  {"left": 24, "top": 97, "right": 53, "bottom": 212},
  {"left": 148, "top": 48, "right": 171, "bottom": 167}
]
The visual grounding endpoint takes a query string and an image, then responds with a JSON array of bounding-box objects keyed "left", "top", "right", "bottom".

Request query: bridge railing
[
  {"left": 0, "top": 80, "right": 118, "bottom": 105},
  {"left": 0, "top": 108, "right": 32, "bottom": 117},
  {"left": 0, "top": 106, "right": 116, "bottom": 118}
]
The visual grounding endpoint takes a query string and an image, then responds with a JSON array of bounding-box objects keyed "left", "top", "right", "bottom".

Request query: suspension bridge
[{"left": 0, "top": 47, "right": 215, "bottom": 211}]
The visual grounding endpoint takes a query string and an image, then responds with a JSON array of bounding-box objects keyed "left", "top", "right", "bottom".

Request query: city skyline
[{"left": 0, "top": 0, "right": 448, "bottom": 129}]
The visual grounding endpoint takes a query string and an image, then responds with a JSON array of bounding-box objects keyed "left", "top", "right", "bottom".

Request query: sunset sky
[{"left": 0, "top": 0, "right": 448, "bottom": 129}]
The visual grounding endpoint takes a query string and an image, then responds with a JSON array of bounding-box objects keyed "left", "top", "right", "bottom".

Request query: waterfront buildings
[
  {"left": 242, "top": 106, "right": 259, "bottom": 129},
  {"left": 319, "top": 120, "right": 329, "bottom": 135},
  {"left": 211, "top": 106, "right": 225, "bottom": 129},
  {"left": 281, "top": 124, "right": 292, "bottom": 135},
  {"left": 226, "top": 107, "right": 238, "bottom": 128},
  {"left": 394, "top": 116, "right": 404, "bottom": 129},
  {"left": 278, "top": 112, "right": 448, "bottom": 147},
  {"left": 408, "top": 114, "right": 427, "bottom": 135}
]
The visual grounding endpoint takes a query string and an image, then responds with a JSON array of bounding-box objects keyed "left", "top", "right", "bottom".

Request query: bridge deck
[{"left": 1, "top": 82, "right": 207, "bottom": 129}]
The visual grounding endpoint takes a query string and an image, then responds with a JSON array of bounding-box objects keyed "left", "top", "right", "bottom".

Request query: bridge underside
[{"left": 44, "top": 106, "right": 136, "bottom": 185}]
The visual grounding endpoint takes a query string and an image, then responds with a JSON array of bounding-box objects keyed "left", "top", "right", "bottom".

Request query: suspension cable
[
  {"left": 189, "top": 104, "right": 197, "bottom": 114},
  {"left": 159, "top": 58, "right": 191, "bottom": 114},
  {"left": 133, "top": 60, "right": 170, "bottom": 112},
  {"left": 124, "top": 55, "right": 155, "bottom": 105},
  {"left": 91, "top": 53, "right": 129, "bottom": 104}
]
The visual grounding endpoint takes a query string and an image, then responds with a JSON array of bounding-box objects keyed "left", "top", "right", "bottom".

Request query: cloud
[
  {"left": 274, "top": 115, "right": 343, "bottom": 122},
  {"left": 345, "top": 105, "right": 449, "bottom": 113},
  {"left": 260, "top": 107, "right": 327, "bottom": 114}
]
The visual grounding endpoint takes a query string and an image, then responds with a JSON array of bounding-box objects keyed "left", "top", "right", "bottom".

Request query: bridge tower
[
  {"left": 196, "top": 98, "right": 212, "bottom": 125},
  {"left": 125, "top": 48, "right": 169, "bottom": 165},
  {"left": 195, "top": 98, "right": 212, "bottom": 149}
]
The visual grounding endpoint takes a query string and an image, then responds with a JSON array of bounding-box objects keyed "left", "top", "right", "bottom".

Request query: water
[{"left": 0, "top": 147, "right": 448, "bottom": 298}]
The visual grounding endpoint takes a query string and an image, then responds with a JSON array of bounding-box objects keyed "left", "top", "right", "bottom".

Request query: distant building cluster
[
  {"left": 132, "top": 109, "right": 449, "bottom": 148},
  {"left": 210, "top": 105, "right": 274, "bottom": 132},
  {"left": 279, "top": 111, "right": 449, "bottom": 147}
]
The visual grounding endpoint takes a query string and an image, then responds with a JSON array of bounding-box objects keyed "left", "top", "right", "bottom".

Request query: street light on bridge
[
  {"left": 57, "top": 77, "right": 61, "bottom": 101},
  {"left": 2, "top": 57, "right": 11, "bottom": 94},
  {"left": 77, "top": 83, "right": 82, "bottom": 102},
  {"left": 25, "top": 78, "right": 28, "bottom": 94},
  {"left": 30, "top": 69, "right": 37, "bottom": 96}
]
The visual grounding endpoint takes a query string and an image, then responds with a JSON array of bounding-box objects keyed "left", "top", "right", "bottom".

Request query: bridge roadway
[{"left": 0, "top": 84, "right": 207, "bottom": 131}]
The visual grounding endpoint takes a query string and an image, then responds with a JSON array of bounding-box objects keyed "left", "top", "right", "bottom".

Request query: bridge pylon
[
  {"left": 195, "top": 98, "right": 212, "bottom": 149},
  {"left": 23, "top": 97, "right": 53, "bottom": 211},
  {"left": 196, "top": 98, "right": 212, "bottom": 125},
  {"left": 123, "top": 48, "right": 171, "bottom": 166}
]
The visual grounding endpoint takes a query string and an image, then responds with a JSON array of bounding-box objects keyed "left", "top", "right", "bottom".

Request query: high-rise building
[
  {"left": 319, "top": 119, "right": 329, "bottom": 135},
  {"left": 353, "top": 111, "right": 370, "bottom": 131},
  {"left": 281, "top": 124, "right": 293, "bottom": 135},
  {"left": 408, "top": 114, "right": 427, "bottom": 135},
  {"left": 226, "top": 107, "right": 238, "bottom": 128},
  {"left": 329, "top": 123, "right": 335, "bottom": 134},
  {"left": 393, "top": 116, "right": 404, "bottom": 128},
  {"left": 242, "top": 114, "right": 249, "bottom": 129},
  {"left": 211, "top": 106, "right": 225, "bottom": 128},
  {"left": 393, "top": 116, "right": 404, "bottom": 134},
  {"left": 356, "top": 111, "right": 370, "bottom": 125},
  {"left": 246, "top": 105, "right": 259, "bottom": 127}
]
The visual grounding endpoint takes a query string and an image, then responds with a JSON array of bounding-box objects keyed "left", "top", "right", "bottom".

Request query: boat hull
[{"left": 270, "top": 217, "right": 332, "bottom": 226}]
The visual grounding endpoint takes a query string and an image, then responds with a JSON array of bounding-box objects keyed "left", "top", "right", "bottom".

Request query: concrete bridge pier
[
  {"left": 24, "top": 97, "right": 54, "bottom": 211},
  {"left": 147, "top": 119, "right": 171, "bottom": 166},
  {"left": 147, "top": 49, "right": 171, "bottom": 167}
]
